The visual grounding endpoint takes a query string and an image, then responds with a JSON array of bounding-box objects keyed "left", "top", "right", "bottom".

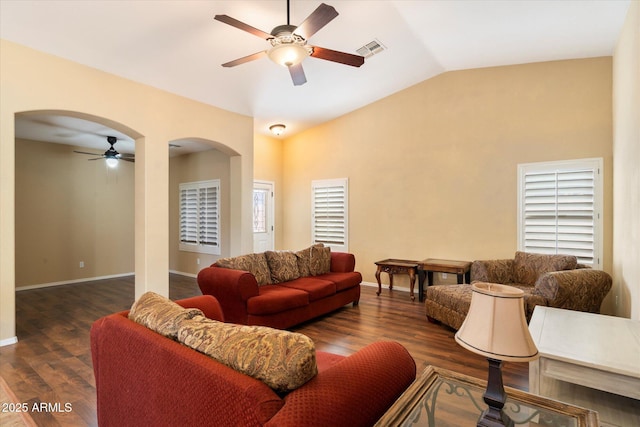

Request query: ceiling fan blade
[
  {"left": 88, "top": 157, "right": 103, "bottom": 161},
  {"left": 119, "top": 153, "right": 135, "bottom": 158},
  {"left": 120, "top": 158, "right": 135, "bottom": 163},
  {"left": 288, "top": 63, "right": 307, "bottom": 86},
  {"left": 222, "top": 51, "right": 267, "bottom": 67},
  {"left": 294, "top": 3, "right": 338, "bottom": 40},
  {"left": 214, "top": 15, "right": 272, "bottom": 39},
  {"left": 74, "top": 150, "right": 102, "bottom": 156},
  {"left": 310, "top": 46, "right": 364, "bottom": 67}
]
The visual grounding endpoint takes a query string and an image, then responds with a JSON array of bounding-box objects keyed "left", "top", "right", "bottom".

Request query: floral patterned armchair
[{"left": 425, "top": 251, "right": 612, "bottom": 330}]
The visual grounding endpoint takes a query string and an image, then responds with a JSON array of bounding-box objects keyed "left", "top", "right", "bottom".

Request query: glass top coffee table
[{"left": 376, "top": 366, "right": 598, "bottom": 427}]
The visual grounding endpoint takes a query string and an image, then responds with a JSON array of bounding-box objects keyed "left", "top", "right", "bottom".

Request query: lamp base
[
  {"left": 477, "top": 358, "right": 515, "bottom": 427},
  {"left": 477, "top": 407, "right": 515, "bottom": 427}
]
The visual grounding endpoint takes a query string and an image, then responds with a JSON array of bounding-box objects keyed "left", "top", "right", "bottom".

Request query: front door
[{"left": 253, "top": 181, "right": 274, "bottom": 252}]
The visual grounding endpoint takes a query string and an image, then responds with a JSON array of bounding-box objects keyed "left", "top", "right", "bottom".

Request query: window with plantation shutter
[
  {"left": 518, "top": 158, "right": 602, "bottom": 268},
  {"left": 312, "top": 178, "right": 348, "bottom": 252},
  {"left": 179, "top": 180, "right": 220, "bottom": 255}
]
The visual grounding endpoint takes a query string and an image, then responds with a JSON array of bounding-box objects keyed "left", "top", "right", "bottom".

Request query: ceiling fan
[
  {"left": 74, "top": 136, "right": 134, "bottom": 168},
  {"left": 215, "top": 1, "right": 365, "bottom": 86}
]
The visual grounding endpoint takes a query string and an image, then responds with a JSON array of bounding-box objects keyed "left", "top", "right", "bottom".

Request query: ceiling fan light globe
[
  {"left": 267, "top": 44, "right": 309, "bottom": 67},
  {"left": 105, "top": 158, "right": 118, "bottom": 168}
]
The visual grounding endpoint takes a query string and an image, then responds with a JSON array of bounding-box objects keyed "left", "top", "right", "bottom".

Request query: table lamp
[{"left": 455, "top": 282, "right": 539, "bottom": 427}]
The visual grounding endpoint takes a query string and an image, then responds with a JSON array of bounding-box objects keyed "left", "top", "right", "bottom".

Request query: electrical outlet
[
  {"left": 79, "top": 261, "right": 84, "bottom": 268},
  {"left": 196, "top": 258, "right": 200, "bottom": 265},
  {"left": 616, "top": 295, "right": 619, "bottom": 306},
  {"left": 441, "top": 273, "right": 447, "bottom": 280}
]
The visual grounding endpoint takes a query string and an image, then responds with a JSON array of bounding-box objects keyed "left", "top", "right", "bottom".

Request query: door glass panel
[{"left": 253, "top": 189, "right": 267, "bottom": 233}]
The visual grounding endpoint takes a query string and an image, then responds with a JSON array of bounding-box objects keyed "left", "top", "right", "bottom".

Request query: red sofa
[
  {"left": 90, "top": 295, "right": 416, "bottom": 427},
  {"left": 197, "top": 251, "right": 362, "bottom": 329}
]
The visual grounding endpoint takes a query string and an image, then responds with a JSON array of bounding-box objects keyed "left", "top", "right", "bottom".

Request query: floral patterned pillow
[
  {"left": 216, "top": 253, "right": 272, "bottom": 286},
  {"left": 309, "top": 245, "right": 331, "bottom": 276},
  {"left": 265, "top": 251, "right": 300, "bottom": 283},
  {"left": 178, "top": 315, "right": 317, "bottom": 392},
  {"left": 128, "top": 292, "right": 203, "bottom": 339},
  {"left": 295, "top": 243, "right": 324, "bottom": 277}
]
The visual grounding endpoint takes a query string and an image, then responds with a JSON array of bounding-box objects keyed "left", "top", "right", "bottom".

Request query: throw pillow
[
  {"left": 309, "top": 245, "right": 331, "bottom": 276},
  {"left": 512, "top": 251, "right": 578, "bottom": 286},
  {"left": 128, "top": 292, "right": 203, "bottom": 339},
  {"left": 178, "top": 315, "right": 317, "bottom": 393},
  {"left": 216, "top": 253, "right": 272, "bottom": 286},
  {"left": 265, "top": 250, "right": 300, "bottom": 283},
  {"left": 295, "top": 243, "right": 324, "bottom": 277}
]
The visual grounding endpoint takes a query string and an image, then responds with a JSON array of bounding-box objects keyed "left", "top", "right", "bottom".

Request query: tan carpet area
[{"left": 0, "top": 375, "right": 37, "bottom": 427}]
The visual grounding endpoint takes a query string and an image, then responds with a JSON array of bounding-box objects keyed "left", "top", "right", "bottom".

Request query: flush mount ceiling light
[{"left": 269, "top": 124, "right": 286, "bottom": 136}]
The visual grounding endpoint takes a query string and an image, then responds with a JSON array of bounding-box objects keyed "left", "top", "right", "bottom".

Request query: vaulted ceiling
[{"left": 1, "top": 0, "right": 631, "bottom": 151}]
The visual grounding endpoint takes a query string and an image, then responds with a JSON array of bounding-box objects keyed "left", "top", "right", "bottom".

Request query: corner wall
[
  {"left": 282, "top": 58, "right": 614, "bottom": 310},
  {"left": 612, "top": 0, "right": 640, "bottom": 319}
]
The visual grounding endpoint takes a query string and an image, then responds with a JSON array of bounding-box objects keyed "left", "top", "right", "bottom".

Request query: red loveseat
[
  {"left": 90, "top": 295, "right": 416, "bottom": 427},
  {"left": 197, "top": 250, "right": 362, "bottom": 329}
]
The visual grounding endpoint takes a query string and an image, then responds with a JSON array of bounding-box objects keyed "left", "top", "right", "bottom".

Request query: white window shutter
[
  {"left": 518, "top": 159, "right": 602, "bottom": 267},
  {"left": 179, "top": 180, "right": 220, "bottom": 255},
  {"left": 312, "top": 178, "right": 348, "bottom": 252}
]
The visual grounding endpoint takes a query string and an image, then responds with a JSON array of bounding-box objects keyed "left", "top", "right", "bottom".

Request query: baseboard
[
  {"left": 0, "top": 336, "right": 18, "bottom": 347},
  {"left": 361, "top": 280, "right": 411, "bottom": 293},
  {"left": 15, "top": 272, "right": 134, "bottom": 292},
  {"left": 169, "top": 270, "right": 197, "bottom": 278}
]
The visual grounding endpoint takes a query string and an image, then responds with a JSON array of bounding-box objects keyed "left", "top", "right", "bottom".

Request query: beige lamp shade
[{"left": 455, "top": 282, "right": 539, "bottom": 362}]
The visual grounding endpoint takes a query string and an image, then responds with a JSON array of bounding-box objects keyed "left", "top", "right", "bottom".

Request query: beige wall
[
  {"left": 169, "top": 149, "right": 231, "bottom": 274},
  {"left": 0, "top": 40, "right": 254, "bottom": 344},
  {"left": 613, "top": 0, "right": 640, "bottom": 320},
  {"left": 253, "top": 133, "right": 284, "bottom": 249},
  {"left": 281, "top": 57, "right": 614, "bottom": 309},
  {"left": 15, "top": 139, "right": 134, "bottom": 287}
]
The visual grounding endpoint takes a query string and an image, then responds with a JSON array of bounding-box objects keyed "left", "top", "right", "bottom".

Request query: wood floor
[{"left": 0, "top": 275, "right": 527, "bottom": 426}]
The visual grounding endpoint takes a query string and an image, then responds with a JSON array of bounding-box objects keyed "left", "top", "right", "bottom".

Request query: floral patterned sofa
[{"left": 425, "top": 251, "right": 612, "bottom": 330}]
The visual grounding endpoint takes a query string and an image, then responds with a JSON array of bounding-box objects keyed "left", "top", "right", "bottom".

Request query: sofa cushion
[
  {"left": 247, "top": 285, "right": 310, "bottom": 316},
  {"left": 295, "top": 244, "right": 324, "bottom": 277},
  {"left": 309, "top": 245, "right": 331, "bottom": 276},
  {"left": 265, "top": 250, "right": 300, "bottom": 283},
  {"left": 279, "top": 277, "right": 336, "bottom": 301},
  {"left": 217, "top": 253, "right": 272, "bottom": 286},
  {"left": 512, "top": 251, "right": 577, "bottom": 286},
  {"left": 177, "top": 315, "right": 317, "bottom": 392},
  {"left": 317, "top": 271, "right": 362, "bottom": 292},
  {"left": 128, "top": 292, "right": 203, "bottom": 339}
]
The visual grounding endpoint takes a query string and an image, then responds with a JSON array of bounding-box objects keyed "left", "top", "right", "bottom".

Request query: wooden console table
[
  {"left": 376, "top": 365, "right": 599, "bottom": 427},
  {"left": 375, "top": 259, "right": 419, "bottom": 301},
  {"left": 417, "top": 258, "right": 471, "bottom": 302}
]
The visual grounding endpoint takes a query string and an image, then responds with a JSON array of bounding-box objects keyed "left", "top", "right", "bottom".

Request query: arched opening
[
  {"left": 14, "top": 111, "right": 141, "bottom": 294},
  {"left": 168, "top": 137, "right": 240, "bottom": 277}
]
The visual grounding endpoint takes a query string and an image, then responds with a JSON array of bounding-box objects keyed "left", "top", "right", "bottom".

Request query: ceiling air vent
[{"left": 356, "top": 39, "right": 385, "bottom": 58}]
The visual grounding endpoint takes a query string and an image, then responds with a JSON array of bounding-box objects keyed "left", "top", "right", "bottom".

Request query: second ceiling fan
[{"left": 215, "top": 1, "right": 364, "bottom": 86}]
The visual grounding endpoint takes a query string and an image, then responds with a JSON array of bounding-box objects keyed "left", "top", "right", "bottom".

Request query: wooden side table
[
  {"left": 374, "top": 259, "right": 419, "bottom": 301},
  {"left": 417, "top": 258, "right": 471, "bottom": 302}
]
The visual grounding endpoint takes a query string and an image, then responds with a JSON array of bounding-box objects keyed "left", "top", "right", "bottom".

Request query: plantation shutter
[
  {"left": 518, "top": 159, "right": 602, "bottom": 267},
  {"left": 179, "top": 180, "right": 220, "bottom": 255},
  {"left": 180, "top": 187, "right": 198, "bottom": 244},
  {"left": 198, "top": 186, "right": 219, "bottom": 248},
  {"left": 312, "top": 178, "right": 348, "bottom": 251}
]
